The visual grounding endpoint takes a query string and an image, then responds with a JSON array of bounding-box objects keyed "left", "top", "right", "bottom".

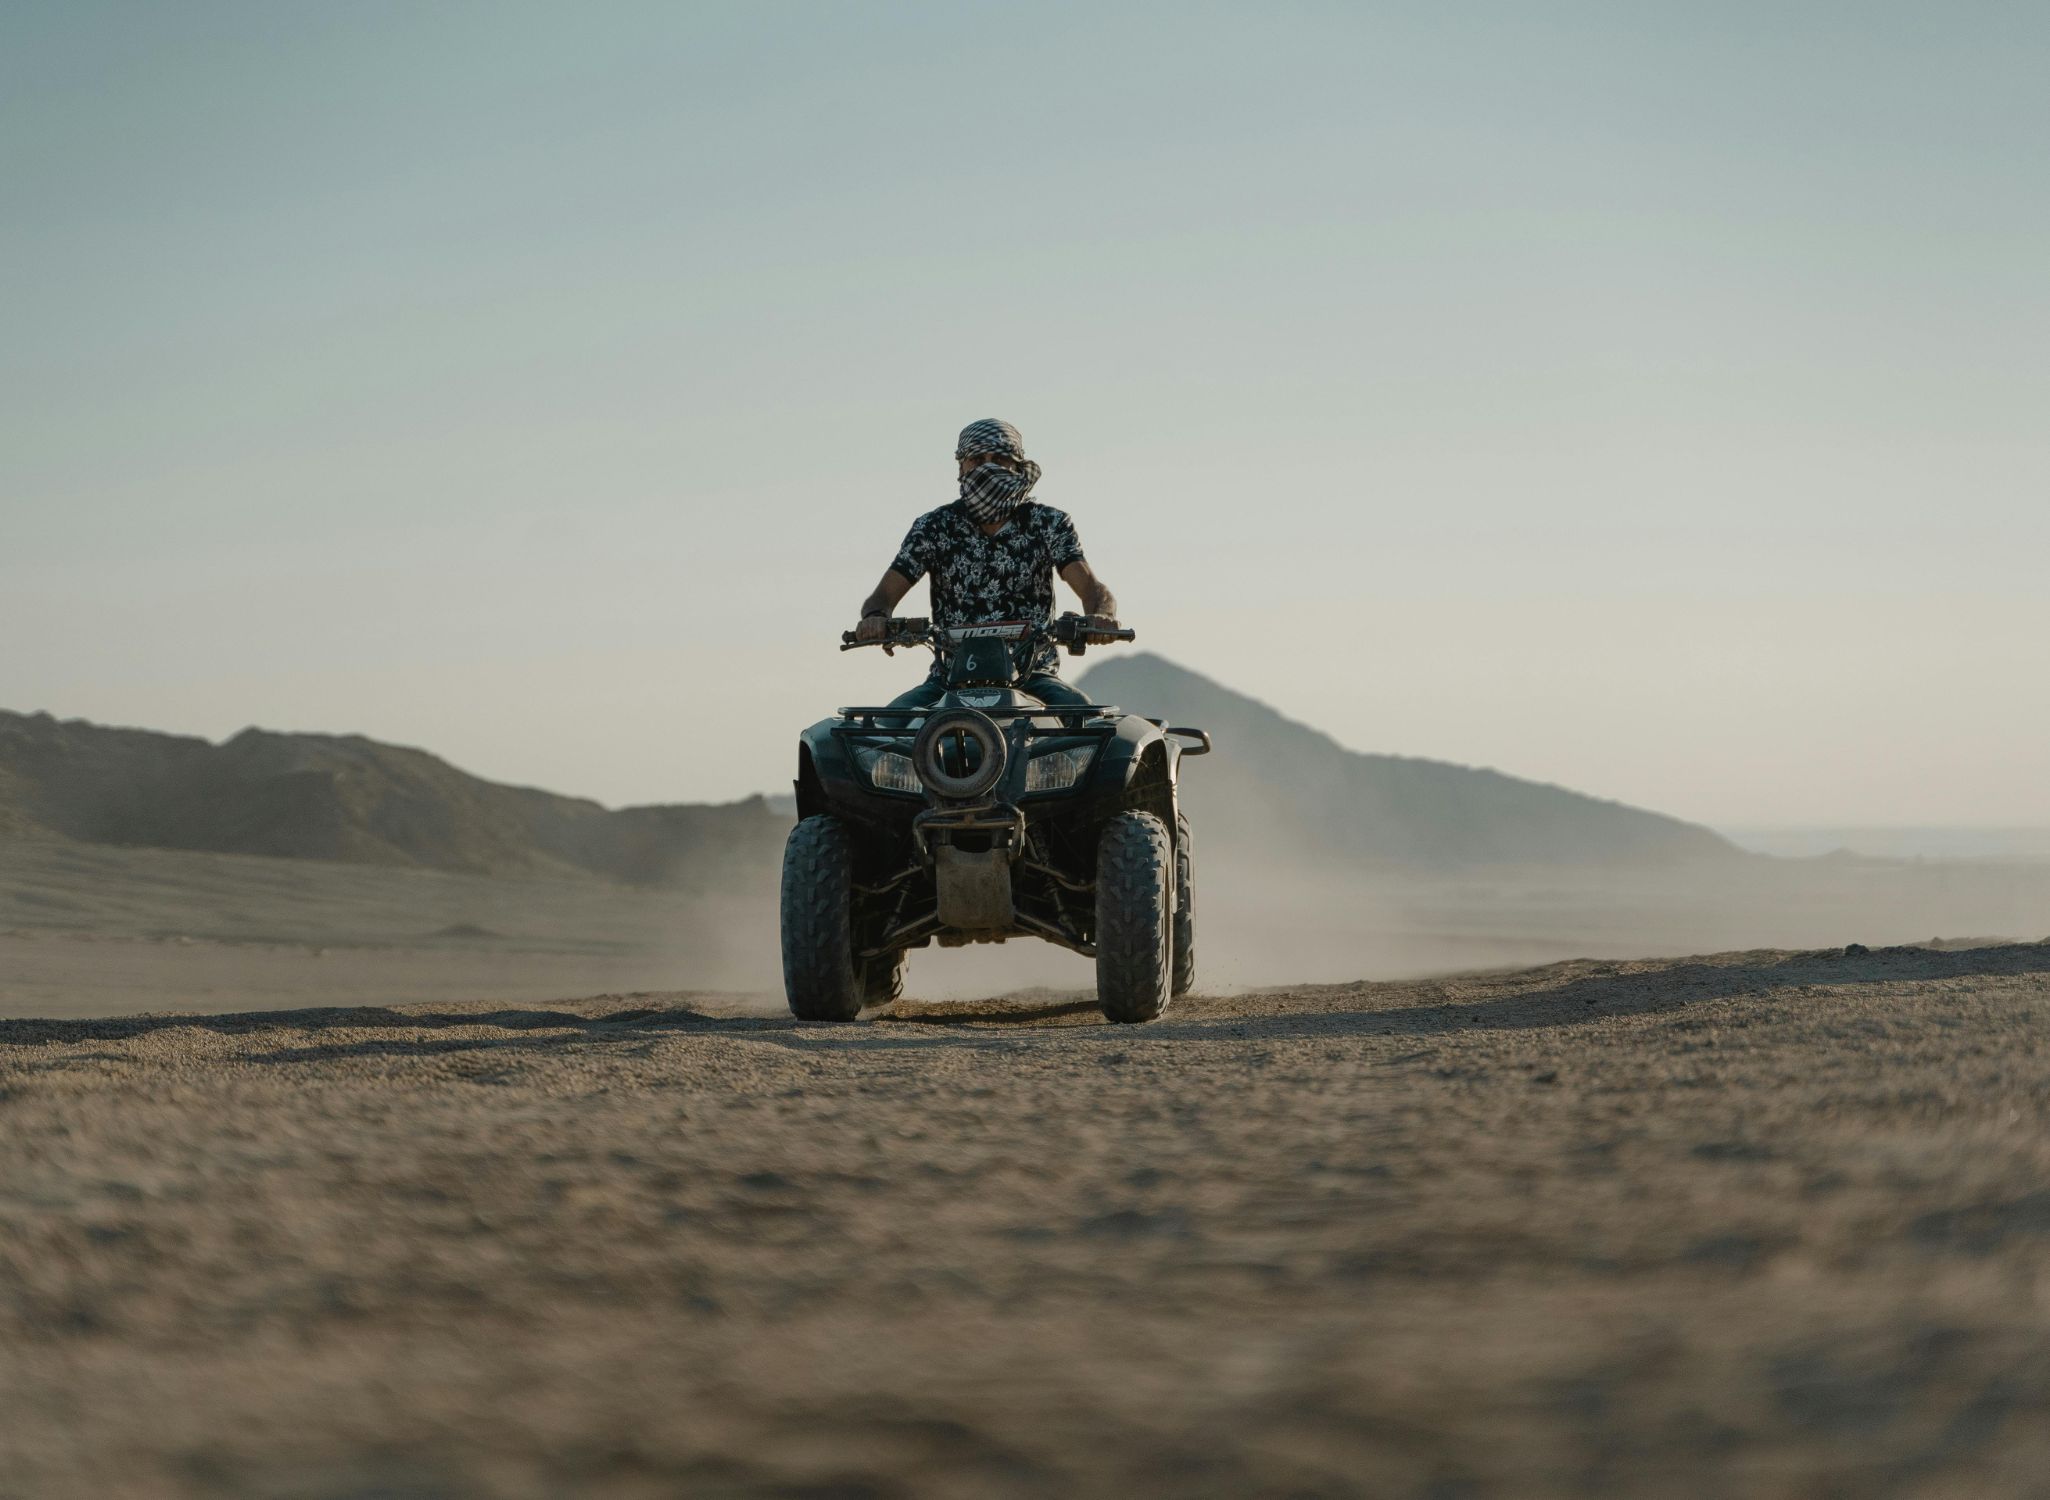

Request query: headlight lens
[
  {"left": 1024, "top": 746, "right": 1095, "bottom": 794},
  {"left": 867, "top": 751, "right": 920, "bottom": 793}
]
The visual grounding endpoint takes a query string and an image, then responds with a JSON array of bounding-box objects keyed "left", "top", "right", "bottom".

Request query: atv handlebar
[
  {"left": 840, "top": 617, "right": 934, "bottom": 651},
  {"left": 840, "top": 613, "right": 1135, "bottom": 654},
  {"left": 1050, "top": 615, "right": 1137, "bottom": 651}
]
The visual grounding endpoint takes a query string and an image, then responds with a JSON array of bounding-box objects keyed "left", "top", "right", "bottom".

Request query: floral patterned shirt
[{"left": 890, "top": 501, "right": 1087, "bottom": 676}]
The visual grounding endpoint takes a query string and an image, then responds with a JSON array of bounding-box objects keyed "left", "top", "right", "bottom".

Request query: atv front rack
[{"left": 832, "top": 705, "right": 1120, "bottom": 732}]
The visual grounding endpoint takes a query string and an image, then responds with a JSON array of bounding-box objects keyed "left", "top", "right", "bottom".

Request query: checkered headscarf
[{"left": 955, "top": 418, "right": 1042, "bottom": 526}]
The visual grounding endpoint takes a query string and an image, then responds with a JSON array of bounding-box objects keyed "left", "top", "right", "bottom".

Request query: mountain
[
  {"left": 2, "top": 660, "right": 1737, "bottom": 886},
  {"left": 0, "top": 710, "right": 786, "bottom": 888},
  {"left": 1074, "top": 654, "right": 1739, "bottom": 869}
]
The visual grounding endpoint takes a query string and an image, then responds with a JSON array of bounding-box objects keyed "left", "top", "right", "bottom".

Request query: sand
[
  {"left": 5, "top": 943, "right": 2050, "bottom": 1497},
  {"left": 13, "top": 830, "right": 2050, "bottom": 1020},
  {"left": 0, "top": 835, "right": 776, "bottom": 1017}
]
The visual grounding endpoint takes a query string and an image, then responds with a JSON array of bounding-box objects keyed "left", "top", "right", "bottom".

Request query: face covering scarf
[{"left": 955, "top": 418, "right": 1042, "bottom": 526}]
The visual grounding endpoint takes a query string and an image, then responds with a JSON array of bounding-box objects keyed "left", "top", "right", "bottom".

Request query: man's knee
[
  {"left": 880, "top": 677, "right": 945, "bottom": 726},
  {"left": 884, "top": 683, "right": 940, "bottom": 712},
  {"left": 1025, "top": 675, "right": 1090, "bottom": 708}
]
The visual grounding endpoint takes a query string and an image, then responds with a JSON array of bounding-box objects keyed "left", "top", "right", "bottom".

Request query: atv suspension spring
[{"left": 852, "top": 862, "right": 922, "bottom": 898}]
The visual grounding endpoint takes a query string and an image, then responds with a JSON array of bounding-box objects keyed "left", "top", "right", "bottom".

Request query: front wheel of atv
[
  {"left": 781, "top": 815, "right": 863, "bottom": 1021},
  {"left": 1096, "top": 811, "right": 1174, "bottom": 1024}
]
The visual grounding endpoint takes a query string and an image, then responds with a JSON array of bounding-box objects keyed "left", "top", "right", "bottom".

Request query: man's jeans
[{"left": 882, "top": 672, "right": 1093, "bottom": 724}]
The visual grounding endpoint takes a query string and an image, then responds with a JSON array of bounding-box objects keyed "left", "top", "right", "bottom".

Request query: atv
[{"left": 782, "top": 613, "right": 1209, "bottom": 1023}]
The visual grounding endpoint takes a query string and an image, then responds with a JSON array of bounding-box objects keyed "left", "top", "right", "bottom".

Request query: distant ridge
[
  {"left": 2, "top": 661, "right": 1737, "bottom": 886},
  {"left": 1075, "top": 654, "right": 1739, "bottom": 869},
  {"left": 0, "top": 710, "right": 785, "bottom": 887}
]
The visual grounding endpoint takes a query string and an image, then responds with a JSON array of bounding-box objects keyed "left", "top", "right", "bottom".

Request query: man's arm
[
  {"left": 1059, "top": 559, "right": 1118, "bottom": 626},
  {"left": 854, "top": 569, "right": 914, "bottom": 644}
]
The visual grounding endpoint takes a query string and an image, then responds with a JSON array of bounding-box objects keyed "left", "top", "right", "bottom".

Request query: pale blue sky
[{"left": 4, "top": 3, "right": 2046, "bottom": 825}]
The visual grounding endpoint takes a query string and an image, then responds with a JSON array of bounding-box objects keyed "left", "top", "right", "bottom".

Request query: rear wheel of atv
[
  {"left": 861, "top": 949, "right": 905, "bottom": 1006},
  {"left": 780, "top": 815, "right": 863, "bottom": 1021},
  {"left": 1095, "top": 811, "right": 1174, "bottom": 1024},
  {"left": 1171, "top": 810, "right": 1196, "bottom": 997}
]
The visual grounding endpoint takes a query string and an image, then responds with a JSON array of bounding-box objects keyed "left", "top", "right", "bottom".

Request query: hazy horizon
[{"left": 6, "top": 3, "right": 2046, "bottom": 828}]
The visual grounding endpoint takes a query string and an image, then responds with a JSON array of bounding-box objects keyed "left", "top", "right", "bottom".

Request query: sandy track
[{"left": 5, "top": 945, "right": 2050, "bottom": 1498}]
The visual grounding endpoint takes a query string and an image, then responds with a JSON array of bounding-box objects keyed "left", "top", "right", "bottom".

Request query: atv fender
[
  {"left": 795, "top": 726, "right": 905, "bottom": 831},
  {"left": 1085, "top": 717, "right": 1183, "bottom": 833},
  {"left": 794, "top": 731, "right": 845, "bottom": 822}
]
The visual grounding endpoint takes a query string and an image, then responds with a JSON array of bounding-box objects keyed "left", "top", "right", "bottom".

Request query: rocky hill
[
  {"left": 0, "top": 710, "right": 785, "bottom": 889},
  {"left": 3, "top": 662, "right": 1739, "bottom": 887},
  {"left": 1076, "top": 654, "right": 1739, "bottom": 869}
]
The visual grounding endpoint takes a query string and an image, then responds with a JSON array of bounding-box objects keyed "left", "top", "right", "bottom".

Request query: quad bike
[{"left": 782, "top": 613, "right": 1209, "bottom": 1023}]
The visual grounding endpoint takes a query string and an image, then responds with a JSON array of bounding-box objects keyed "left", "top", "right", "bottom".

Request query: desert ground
[
  {"left": 6, "top": 940, "right": 2050, "bottom": 1498},
  {"left": 11, "top": 830, "right": 2050, "bottom": 1018}
]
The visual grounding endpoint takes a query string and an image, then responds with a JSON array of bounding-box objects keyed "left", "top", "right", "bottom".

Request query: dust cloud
[
  {"left": 12, "top": 815, "right": 2050, "bottom": 1019},
  {"left": 842, "top": 846, "right": 2050, "bottom": 1002}
]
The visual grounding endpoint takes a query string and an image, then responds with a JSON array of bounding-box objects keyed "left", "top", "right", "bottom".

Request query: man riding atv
[
  {"left": 854, "top": 418, "right": 1124, "bottom": 713},
  {"left": 781, "top": 417, "right": 1205, "bottom": 1024}
]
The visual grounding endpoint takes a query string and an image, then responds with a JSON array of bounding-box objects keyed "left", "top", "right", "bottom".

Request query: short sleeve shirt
[{"left": 890, "top": 501, "right": 1086, "bottom": 676}]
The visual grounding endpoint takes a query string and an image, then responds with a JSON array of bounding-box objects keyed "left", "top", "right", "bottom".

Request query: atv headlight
[
  {"left": 1023, "top": 746, "right": 1095, "bottom": 794},
  {"left": 865, "top": 750, "right": 921, "bottom": 793}
]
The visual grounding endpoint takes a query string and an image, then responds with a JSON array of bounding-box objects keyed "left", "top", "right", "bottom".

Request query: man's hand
[
  {"left": 1081, "top": 614, "right": 1123, "bottom": 645},
  {"left": 855, "top": 613, "right": 894, "bottom": 654},
  {"left": 856, "top": 570, "right": 915, "bottom": 655}
]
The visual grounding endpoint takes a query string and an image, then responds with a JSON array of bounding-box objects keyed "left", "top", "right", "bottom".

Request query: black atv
[{"left": 782, "top": 613, "right": 1209, "bottom": 1023}]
